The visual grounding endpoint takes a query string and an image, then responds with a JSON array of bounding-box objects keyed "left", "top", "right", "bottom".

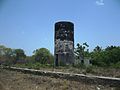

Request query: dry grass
[
  {"left": 24, "top": 66, "right": 120, "bottom": 77},
  {"left": 0, "top": 68, "right": 118, "bottom": 90}
]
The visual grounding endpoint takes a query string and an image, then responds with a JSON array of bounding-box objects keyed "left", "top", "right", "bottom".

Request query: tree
[
  {"left": 105, "top": 45, "right": 117, "bottom": 51},
  {"left": 0, "top": 45, "right": 6, "bottom": 56},
  {"left": 91, "top": 45, "right": 120, "bottom": 67},
  {"left": 13, "top": 49, "right": 26, "bottom": 63},
  {"left": 33, "top": 48, "right": 54, "bottom": 64},
  {"left": 93, "top": 46, "right": 102, "bottom": 52},
  {"left": 0, "top": 45, "right": 14, "bottom": 65},
  {"left": 74, "top": 42, "right": 89, "bottom": 64},
  {"left": 105, "top": 46, "right": 120, "bottom": 65},
  {"left": 0, "top": 45, "right": 7, "bottom": 64}
]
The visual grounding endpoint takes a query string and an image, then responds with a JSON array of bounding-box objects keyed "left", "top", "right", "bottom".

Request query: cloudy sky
[{"left": 0, "top": 0, "right": 120, "bottom": 55}]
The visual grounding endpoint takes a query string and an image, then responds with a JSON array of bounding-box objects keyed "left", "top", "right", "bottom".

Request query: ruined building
[{"left": 54, "top": 21, "right": 74, "bottom": 66}]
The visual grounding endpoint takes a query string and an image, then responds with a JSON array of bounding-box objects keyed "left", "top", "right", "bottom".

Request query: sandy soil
[{"left": 0, "top": 69, "right": 118, "bottom": 90}]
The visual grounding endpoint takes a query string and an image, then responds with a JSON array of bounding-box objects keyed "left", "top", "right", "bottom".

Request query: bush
[
  {"left": 73, "top": 63, "right": 86, "bottom": 69},
  {"left": 112, "top": 62, "right": 120, "bottom": 68},
  {"left": 85, "top": 66, "right": 94, "bottom": 73}
]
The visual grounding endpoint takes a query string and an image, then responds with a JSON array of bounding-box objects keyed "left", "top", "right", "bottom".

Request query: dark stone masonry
[{"left": 54, "top": 21, "right": 74, "bottom": 66}]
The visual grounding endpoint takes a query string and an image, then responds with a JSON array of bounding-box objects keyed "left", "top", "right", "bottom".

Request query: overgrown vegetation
[
  {"left": 74, "top": 43, "right": 120, "bottom": 68},
  {"left": 0, "top": 45, "right": 54, "bottom": 67},
  {"left": 0, "top": 43, "right": 120, "bottom": 72}
]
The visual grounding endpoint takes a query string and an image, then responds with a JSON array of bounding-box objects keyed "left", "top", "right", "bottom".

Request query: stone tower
[{"left": 54, "top": 21, "right": 74, "bottom": 66}]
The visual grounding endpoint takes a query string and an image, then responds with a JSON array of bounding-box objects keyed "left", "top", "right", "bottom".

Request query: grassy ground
[
  {"left": 13, "top": 64, "right": 120, "bottom": 78},
  {"left": 0, "top": 68, "right": 119, "bottom": 90}
]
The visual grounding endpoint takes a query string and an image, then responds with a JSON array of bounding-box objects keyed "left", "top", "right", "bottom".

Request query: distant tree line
[
  {"left": 0, "top": 45, "right": 54, "bottom": 66},
  {"left": 0, "top": 44, "right": 120, "bottom": 68},
  {"left": 74, "top": 43, "right": 120, "bottom": 68}
]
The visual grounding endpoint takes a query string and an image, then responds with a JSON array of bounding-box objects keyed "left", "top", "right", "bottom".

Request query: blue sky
[{"left": 0, "top": 0, "right": 120, "bottom": 55}]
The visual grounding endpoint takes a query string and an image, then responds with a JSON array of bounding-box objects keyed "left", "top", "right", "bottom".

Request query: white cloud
[{"left": 96, "top": 0, "right": 104, "bottom": 6}]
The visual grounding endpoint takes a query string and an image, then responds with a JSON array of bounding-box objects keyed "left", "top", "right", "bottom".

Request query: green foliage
[
  {"left": 74, "top": 42, "right": 89, "bottom": 64},
  {"left": 33, "top": 48, "right": 54, "bottom": 64},
  {"left": 93, "top": 46, "right": 102, "bottom": 52},
  {"left": 111, "top": 62, "right": 120, "bottom": 68},
  {"left": 0, "top": 45, "right": 14, "bottom": 65},
  {"left": 73, "top": 63, "right": 86, "bottom": 69},
  {"left": 0, "top": 45, "right": 13, "bottom": 57},
  {"left": 1, "top": 43, "right": 120, "bottom": 69},
  {"left": 0, "top": 44, "right": 54, "bottom": 67},
  {"left": 85, "top": 66, "right": 94, "bottom": 73},
  {"left": 13, "top": 49, "right": 26, "bottom": 59},
  {"left": 91, "top": 46, "right": 120, "bottom": 68},
  {"left": 13, "top": 62, "right": 53, "bottom": 69},
  {"left": 74, "top": 44, "right": 120, "bottom": 68}
]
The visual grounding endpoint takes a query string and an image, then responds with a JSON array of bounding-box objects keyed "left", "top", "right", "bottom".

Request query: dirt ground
[{"left": 0, "top": 69, "right": 118, "bottom": 90}]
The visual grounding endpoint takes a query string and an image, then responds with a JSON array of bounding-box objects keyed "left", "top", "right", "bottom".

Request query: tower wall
[{"left": 54, "top": 21, "right": 74, "bottom": 66}]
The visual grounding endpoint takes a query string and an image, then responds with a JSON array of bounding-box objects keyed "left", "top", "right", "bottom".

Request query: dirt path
[{"left": 0, "top": 69, "right": 118, "bottom": 90}]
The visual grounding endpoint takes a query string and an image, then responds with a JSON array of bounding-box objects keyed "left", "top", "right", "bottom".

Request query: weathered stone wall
[{"left": 54, "top": 21, "right": 74, "bottom": 66}]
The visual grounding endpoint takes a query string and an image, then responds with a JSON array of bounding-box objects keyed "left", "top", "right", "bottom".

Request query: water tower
[{"left": 54, "top": 21, "right": 74, "bottom": 66}]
